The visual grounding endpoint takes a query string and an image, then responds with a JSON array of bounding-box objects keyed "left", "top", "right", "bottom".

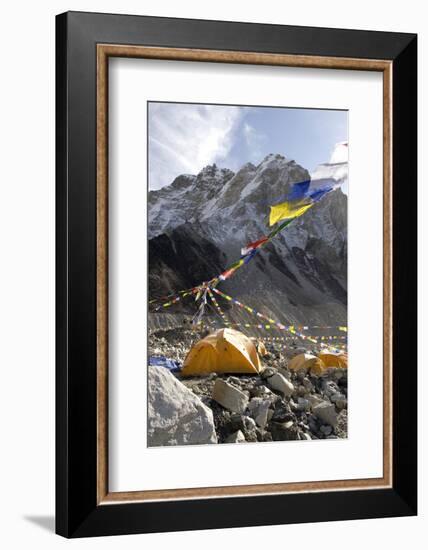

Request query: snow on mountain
[
  {"left": 148, "top": 166, "right": 235, "bottom": 239},
  {"left": 148, "top": 147, "right": 347, "bottom": 326}
]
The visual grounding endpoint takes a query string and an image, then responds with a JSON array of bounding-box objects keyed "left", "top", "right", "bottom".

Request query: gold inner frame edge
[{"left": 96, "top": 44, "right": 393, "bottom": 504}]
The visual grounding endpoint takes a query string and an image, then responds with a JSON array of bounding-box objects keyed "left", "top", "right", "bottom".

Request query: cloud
[
  {"left": 148, "top": 103, "right": 245, "bottom": 190},
  {"left": 243, "top": 122, "right": 267, "bottom": 162}
]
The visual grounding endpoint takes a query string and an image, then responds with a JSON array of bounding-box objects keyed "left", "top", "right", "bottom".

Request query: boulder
[
  {"left": 335, "top": 398, "right": 348, "bottom": 410},
  {"left": 302, "top": 378, "right": 314, "bottom": 391},
  {"left": 322, "top": 379, "right": 340, "bottom": 397},
  {"left": 227, "top": 376, "right": 242, "bottom": 387},
  {"left": 332, "top": 369, "right": 344, "bottom": 381},
  {"left": 244, "top": 415, "right": 257, "bottom": 431},
  {"left": 229, "top": 412, "right": 255, "bottom": 432},
  {"left": 320, "top": 424, "right": 333, "bottom": 436},
  {"left": 248, "top": 398, "right": 271, "bottom": 428},
  {"left": 225, "top": 430, "right": 246, "bottom": 443},
  {"left": 212, "top": 379, "right": 249, "bottom": 414},
  {"left": 268, "top": 373, "right": 294, "bottom": 397},
  {"left": 296, "top": 397, "right": 311, "bottom": 412},
  {"left": 260, "top": 366, "right": 277, "bottom": 379},
  {"left": 271, "top": 400, "right": 293, "bottom": 422},
  {"left": 148, "top": 366, "right": 217, "bottom": 446},
  {"left": 269, "top": 420, "right": 299, "bottom": 441},
  {"left": 313, "top": 401, "right": 338, "bottom": 428},
  {"left": 330, "top": 391, "right": 347, "bottom": 407},
  {"left": 250, "top": 385, "right": 273, "bottom": 398},
  {"left": 307, "top": 394, "right": 324, "bottom": 408},
  {"left": 277, "top": 367, "right": 292, "bottom": 380},
  {"left": 296, "top": 385, "right": 308, "bottom": 397}
]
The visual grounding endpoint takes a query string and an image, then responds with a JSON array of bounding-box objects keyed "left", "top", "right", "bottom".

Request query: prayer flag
[
  {"left": 241, "top": 236, "right": 269, "bottom": 256},
  {"left": 309, "top": 186, "right": 332, "bottom": 202},
  {"left": 269, "top": 201, "right": 313, "bottom": 226},
  {"left": 286, "top": 179, "right": 311, "bottom": 201},
  {"left": 268, "top": 218, "right": 293, "bottom": 238},
  {"left": 243, "top": 249, "right": 257, "bottom": 264}
]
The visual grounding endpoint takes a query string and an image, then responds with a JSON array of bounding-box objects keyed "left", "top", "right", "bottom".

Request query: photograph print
[{"left": 147, "top": 101, "right": 348, "bottom": 447}]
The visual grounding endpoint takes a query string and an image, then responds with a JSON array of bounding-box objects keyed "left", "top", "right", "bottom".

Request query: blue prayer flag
[
  {"left": 309, "top": 186, "right": 332, "bottom": 202},
  {"left": 286, "top": 179, "right": 311, "bottom": 201}
]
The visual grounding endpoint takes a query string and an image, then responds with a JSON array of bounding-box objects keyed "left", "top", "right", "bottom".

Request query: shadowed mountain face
[
  {"left": 148, "top": 153, "right": 347, "bottom": 326},
  {"left": 149, "top": 224, "right": 227, "bottom": 299}
]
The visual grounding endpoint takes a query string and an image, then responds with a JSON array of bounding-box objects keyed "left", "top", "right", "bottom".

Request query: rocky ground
[{"left": 148, "top": 326, "right": 347, "bottom": 445}]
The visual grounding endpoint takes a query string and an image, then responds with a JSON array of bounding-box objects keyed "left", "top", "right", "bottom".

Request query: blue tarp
[{"left": 149, "top": 355, "right": 182, "bottom": 372}]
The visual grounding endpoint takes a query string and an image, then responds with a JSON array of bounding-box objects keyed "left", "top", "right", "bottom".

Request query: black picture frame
[{"left": 56, "top": 10, "right": 417, "bottom": 538}]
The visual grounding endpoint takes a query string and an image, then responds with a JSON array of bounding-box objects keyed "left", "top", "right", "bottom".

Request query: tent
[
  {"left": 318, "top": 350, "right": 348, "bottom": 369},
  {"left": 257, "top": 340, "right": 268, "bottom": 357},
  {"left": 250, "top": 337, "right": 268, "bottom": 357},
  {"left": 288, "top": 353, "right": 325, "bottom": 375},
  {"left": 181, "top": 328, "right": 262, "bottom": 376}
]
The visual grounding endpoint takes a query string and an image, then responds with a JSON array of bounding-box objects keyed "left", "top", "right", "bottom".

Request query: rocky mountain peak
[
  {"left": 149, "top": 146, "right": 348, "bottom": 326},
  {"left": 259, "top": 153, "right": 288, "bottom": 165},
  {"left": 195, "top": 163, "right": 234, "bottom": 185},
  {"left": 170, "top": 173, "right": 196, "bottom": 190},
  {"left": 240, "top": 162, "right": 257, "bottom": 172}
]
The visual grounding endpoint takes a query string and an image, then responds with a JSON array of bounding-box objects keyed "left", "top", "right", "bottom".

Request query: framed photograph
[{"left": 56, "top": 11, "right": 417, "bottom": 538}]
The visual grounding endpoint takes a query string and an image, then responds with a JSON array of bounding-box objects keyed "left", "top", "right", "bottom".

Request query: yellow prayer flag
[{"left": 269, "top": 201, "right": 313, "bottom": 226}]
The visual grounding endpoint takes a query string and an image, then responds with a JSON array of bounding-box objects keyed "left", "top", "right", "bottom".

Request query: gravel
[{"left": 149, "top": 326, "right": 348, "bottom": 444}]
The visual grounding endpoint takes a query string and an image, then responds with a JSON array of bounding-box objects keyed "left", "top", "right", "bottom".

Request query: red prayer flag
[{"left": 241, "top": 236, "right": 269, "bottom": 256}]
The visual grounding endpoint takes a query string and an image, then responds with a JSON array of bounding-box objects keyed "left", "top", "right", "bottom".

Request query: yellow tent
[
  {"left": 181, "top": 328, "right": 262, "bottom": 376},
  {"left": 250, "top": 337, "right": 268, "bottom": 357},
  {"left": 318, "top": 350, "right": 348, "bottom": 369},
  {"left": 288, "top": 353, "right": 325, "bottom": 375},
  {"left": 257, "top": 340, "right": 268, "bottom": 357}
]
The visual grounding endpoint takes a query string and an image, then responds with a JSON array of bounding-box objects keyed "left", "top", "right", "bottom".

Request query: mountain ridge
[{"left": 148, "top": 148, "right": 348, "bottom": 327}]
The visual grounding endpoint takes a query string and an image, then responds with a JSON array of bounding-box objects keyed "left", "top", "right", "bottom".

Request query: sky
[{"left": 148, "top": 102, "right": 348, "bottom": 191}]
